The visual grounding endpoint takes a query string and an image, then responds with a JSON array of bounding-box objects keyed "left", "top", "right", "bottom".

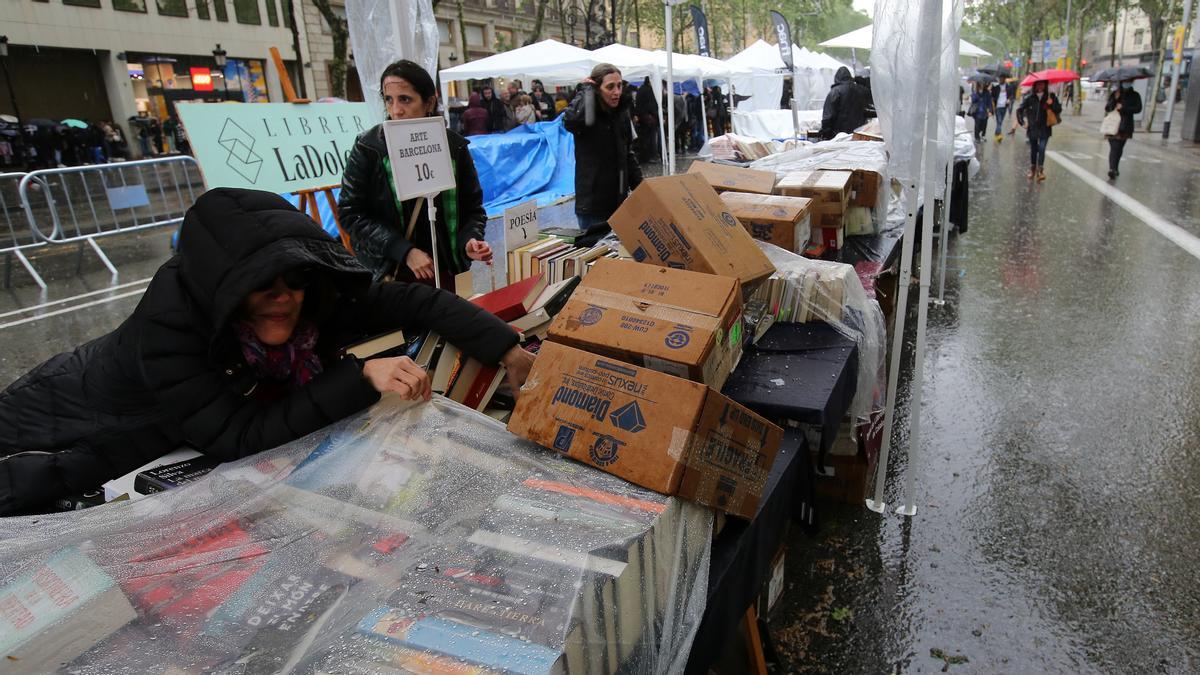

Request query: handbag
[
  {"left": 1100, "top": 110, "right": 1121, "bottom": 136},
  {"left": 1046, "top": 106, "right": 1060, "bottom": 127},
  {"left": 967, "top": 101, "right": 979, "bottom": 117}
]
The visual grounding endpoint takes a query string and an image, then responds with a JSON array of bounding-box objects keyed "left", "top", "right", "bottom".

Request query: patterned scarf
[{"left": 234, "top": 320, "right": 324, "bottom": 390}]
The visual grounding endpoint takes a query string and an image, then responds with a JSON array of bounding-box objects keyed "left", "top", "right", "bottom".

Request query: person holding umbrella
[
  {"left": 1016, "top": 80, "right": 1062, "bottom": 182},
  {"left": 1103, "top": 79, "right": 1143, "bottom": 179},
  {"left": 969, "top": 81, "right": 994, "bottom": 142}
]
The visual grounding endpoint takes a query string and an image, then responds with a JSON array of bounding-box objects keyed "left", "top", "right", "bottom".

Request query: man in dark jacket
[
  {"left": 820, "top": 67, "right": 869, "bottom": 140},
  {"left": 634, "top": 76, "right": 660, "bottom": 163},
  {"left": 0, "top": 188, "right": 525, "bottom": 515},
  {"left": 563, "top": 64, "right": 643, "bottom": 229}
]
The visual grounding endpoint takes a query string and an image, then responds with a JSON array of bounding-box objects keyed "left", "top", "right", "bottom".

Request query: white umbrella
[{"left": 820, "top": 24, "right": 989, "bottom": 58}]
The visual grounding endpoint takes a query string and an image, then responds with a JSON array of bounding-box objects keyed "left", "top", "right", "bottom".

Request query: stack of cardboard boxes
[
  {"left": 775, "top": 169, "right": 853, "bottom": 253},
  {"left": 507, "top": 174, "right": 785, "bottom": 520}
]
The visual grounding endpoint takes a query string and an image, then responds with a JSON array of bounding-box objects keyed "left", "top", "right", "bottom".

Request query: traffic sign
[{"left": 383, "top": 117, "right": 456, "bottom": 202}]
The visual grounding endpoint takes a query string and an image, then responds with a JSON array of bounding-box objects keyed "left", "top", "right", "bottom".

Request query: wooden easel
[
  {"left": 270, "top": 47, "right": 354, "bottom": 253},
  {"left": 296, "top": 186, "right": 354, "bottom": 254}
]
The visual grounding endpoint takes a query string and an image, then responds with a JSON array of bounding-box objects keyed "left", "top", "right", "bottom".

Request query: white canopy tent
[
  {"left": 725, "top": 40, "right": 845, "bottom": 113},
  {"left": 820, "top": 24, "right": 987, "bottom": 58}
]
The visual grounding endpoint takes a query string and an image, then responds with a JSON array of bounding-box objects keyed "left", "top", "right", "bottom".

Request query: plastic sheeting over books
[
  {"left": 471, "top": 120, "right": 577, "bottom": 218},
  {"left": 748, "top": 139, "right": 890, "bottom": 213},
  {"left": 745, "top": 242, "right": 887, "bottom": 422},
  {"left": 0, "top": 397, "right": 712, "bottom": 675}
]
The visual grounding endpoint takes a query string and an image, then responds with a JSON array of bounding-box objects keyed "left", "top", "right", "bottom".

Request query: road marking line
[
  {"left": 0, "top": 277, "right": 153, "bottom": 320},
  {"left": 1047, "top": 150, "right": 1200, "bottom": 261},
  {"left": 0, "top": 288, "right": 146, "bottom": 331}
]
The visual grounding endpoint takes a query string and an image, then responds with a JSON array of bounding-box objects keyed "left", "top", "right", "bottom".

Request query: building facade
[{"left": 1, "top": 0, "right": 317, "bottom": 155}]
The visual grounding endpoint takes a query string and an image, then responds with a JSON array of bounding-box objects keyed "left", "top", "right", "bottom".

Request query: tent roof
[
  {"left": 439, "top": 39, "right": 599, "bottom": 84},
  {"left": 726, "top": 39, "right": 787, "bottom": 73},
  {"left": 592, "top": 43, "right": 664, "bottom": 82},
  {"left": 819, "top": 24, "right": 991, "bottom": 57}
]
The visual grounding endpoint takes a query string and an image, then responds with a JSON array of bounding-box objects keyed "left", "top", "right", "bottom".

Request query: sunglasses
[{"left": 253, "top": 268, "right": 313, "bottom": 293}]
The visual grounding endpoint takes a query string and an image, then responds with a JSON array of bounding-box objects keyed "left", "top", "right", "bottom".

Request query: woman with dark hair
[
  {"left": 0, "top": 188, "right": 533, "bottom": 515},
  {"left": 529, "top": 80, "right": 556, "bottom": 120},
  {"left": 970, "top": 81, "right": 993, "bottom": 142},
  {"left": 1016, "top": 80, "right": 1062, "bottom": 182},
  {"left": 1104, "top": 80, "right": 1142, "bottom": 179},
  {"left": 480, "top": 85, "right": 508, "bottom": 133},
  {"left": 563, "top": 63, "right": 642, "bottom": 229},
  {"left": 339, "top": 60, "right": 492, "bottom": 289}
]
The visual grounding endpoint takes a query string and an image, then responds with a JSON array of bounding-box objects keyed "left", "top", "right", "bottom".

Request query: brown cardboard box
[
  {"left": 805, "top": 411, "right": 884, "bottom": 504},
  {"left": 608, "top": 174, "right": 776, "bottom": 295},
  {"left": 719, "top": 192, "right": 813, "bottom": 254},
  {"left": 548, "top": 258, "right": 744, "bottom": 390},
  {"left": 809, "top": 203, "right": 846, "bottom": 230},
  {"left": 851, "top": 131, "right": 884, "bottom": 142},
  {"left": 508, "top": 342, "right": 783, "bottom": 518},
  {"left": 848, "top": 169, "right": 883, "bottom": 208},
  {"left": 775, "top": 170, "right": 852, "bottom": 206},
  {"left": 687, "top": 161, "right": 778, "bottom": 195}
]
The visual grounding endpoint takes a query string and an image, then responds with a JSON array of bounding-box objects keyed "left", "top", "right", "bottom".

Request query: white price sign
[
  {"left": 382, "top": 117, "right": 456, "bottom": 202},
  {"left": 503, "top": 200, "right": 539, "bottom": 251}
]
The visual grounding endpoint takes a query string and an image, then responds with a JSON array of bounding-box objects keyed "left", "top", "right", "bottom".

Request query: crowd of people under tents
[{"left": 0, "top": 115, "right": 192, "bottom": 170}]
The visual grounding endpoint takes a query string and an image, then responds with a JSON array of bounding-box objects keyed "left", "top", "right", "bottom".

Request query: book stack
[
  {"left": 506, "top": 234, "right": 623, "bottom": 286},
  {"left": 745, "top": 260, "right": 855, "bottom": 341}
]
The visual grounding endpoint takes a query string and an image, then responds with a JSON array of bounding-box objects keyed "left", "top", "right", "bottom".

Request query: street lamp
[
  {"left": 212, "top": 43, "right": 229, "bottom": 99},
  {"left": 0, "top": 36, "right": 21, "bottom": 123}
]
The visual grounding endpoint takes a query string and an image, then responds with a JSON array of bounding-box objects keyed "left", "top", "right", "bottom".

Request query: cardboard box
[
  {"left": 804, "top": 411, "right": 884, "bottom": 504},
  {"left": 719, "top": 192, "right": 813, "bottom": 254},
  {"left": 775, "top": 170, "right": 852, "bottom": 206},
  {"left": 809, "top": 203, "right": 846, "bottom": 230},
  {"left": 687, "top": 161, "right": 778, "bottom": 196},
  {"left": 813, "top": 225, "right": 845, "bottom": 251},
  {"left": 508, "top": 342, "right": 783, "bottom": 519},
  {"left": 548, "top": 258, "right": 744, "bottom": 390},
  {"left": 608, "top": 174, "right": 776, "bottom": 295},
  {"left": 852, "top": 131, "right": 884, "bottom": 142},
  {"left": 847, "top": 169, "right": 883, "bottom": 208}
]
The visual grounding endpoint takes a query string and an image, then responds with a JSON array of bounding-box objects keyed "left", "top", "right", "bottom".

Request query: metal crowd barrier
[
  {"left": 16, "top": 156, "right": 204, "bottom": 283},
  {"left": 1, "top": 171, "right": 47, "bottom": 289}
]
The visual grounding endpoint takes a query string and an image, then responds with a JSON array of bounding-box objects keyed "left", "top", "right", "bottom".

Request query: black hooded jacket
[
  {"left": 563, "top": 86, "right": 643, "bottom": 219},
  {"left": 1016, "top": 90, "right": 1063, "bottom": 140},
  {"left": 0, "top": 189, "right": 517, "bottom": 515},
  {"left": 338, "top": 123, "right": 487, "bottom": 283},
  {"left": 820, "top": 67, "right": 869, "bottom": 140},
  {"left": 1104, "top": 87, "right": 1142, "bottom": 139}
]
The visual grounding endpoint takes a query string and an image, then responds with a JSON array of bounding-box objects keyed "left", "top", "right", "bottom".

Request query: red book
[
  {"left": 470, "top": 273, "right": 548, "bottom": 321},
  {"left": 460, "top": 363, "right": 506, "bottom": 410}
]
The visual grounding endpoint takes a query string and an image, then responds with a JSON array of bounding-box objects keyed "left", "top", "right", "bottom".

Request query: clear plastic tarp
[
  {"left": 0, "top": 397, "right": 712, "bottom": 674},
  {"left": 346, "top": 0, "right": 441, "bottom": 122},
  {"left": 748, "top": 139, "right": 890, "bottom": 213},
  {"left": 746, "top": 242, "right": 887, "bottom": 422}
]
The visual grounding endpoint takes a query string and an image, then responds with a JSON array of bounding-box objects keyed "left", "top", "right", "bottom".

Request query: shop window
[
  {"left": 63, "top": 0, "right": 102, "bottom": 7},
  {"left": 282, "top": 0, "right": 294, "bottom": 28},
  {"left": 438, "top": 20, "right": 452, "bottom": 44},
  {"left": 1134, "top": 29, "right": 1145, "bottom": 46},
  {"left": 196, "top": 0, "right": 210, "bottom": 19},
  {"left": 265, "top": 0, "right": 279, "bottom": 26},
  {"left": 113, "top": 0, "right": 148, "bottom": 12},
  {"left": 156, "top": 0, "right": 187, "bottom": 17},
  {"left": 234, "top": 0, "right": 261, "bottom": 24},
  {"left": 213, "top": 0, "right": 229, "bottom": 21}
]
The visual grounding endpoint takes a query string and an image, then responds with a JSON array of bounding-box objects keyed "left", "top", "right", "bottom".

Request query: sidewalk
[{"left": 1061, "top": 96, "right": 1200, "bottom": 162}]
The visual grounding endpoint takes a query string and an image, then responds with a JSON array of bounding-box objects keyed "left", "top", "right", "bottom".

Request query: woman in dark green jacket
[{"left": 339, "top": 60, "right": 493, "bottom": 290}]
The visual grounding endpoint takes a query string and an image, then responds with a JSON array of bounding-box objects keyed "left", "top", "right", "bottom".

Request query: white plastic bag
[{"left": 1100, "top": 110, "right": 1121, "bottom": 136}]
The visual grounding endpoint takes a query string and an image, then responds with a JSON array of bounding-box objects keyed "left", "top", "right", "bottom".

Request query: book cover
[
  {"left": 133, "top": 455, "right": 221, "bottom": 494},
  {"left": 343, "top": 329, "right": 407, "bottom": 359},
  {"left": 470, "top": 274, "right": 547, "bottom": 322},
  {"left": 529, "top": 275, "right": 582, "bottom": 318}
]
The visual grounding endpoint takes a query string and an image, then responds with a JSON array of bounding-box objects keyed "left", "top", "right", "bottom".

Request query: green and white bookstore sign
[{"left": 177, "top": 102, "right": 374, "bottom": 194}]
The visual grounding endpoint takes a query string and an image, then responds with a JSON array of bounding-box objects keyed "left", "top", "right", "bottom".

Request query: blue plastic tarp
[
  {"left": 280, "top": 189, "right": 343, "bottom": 240},
  {"left": 466, "top": 119, "right": 575, "bottom": 217}
]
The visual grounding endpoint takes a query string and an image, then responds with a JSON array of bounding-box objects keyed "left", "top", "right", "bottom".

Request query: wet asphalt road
[
  {"left": 770, "top": 109, "right": 1200, "bottom": 672},
  {"left": 2, "top": 111, "right": 1199, "bottom": 673}
]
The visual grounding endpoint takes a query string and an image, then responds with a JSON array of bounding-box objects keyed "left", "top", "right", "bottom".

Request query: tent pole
[
  {"left": 665, "top": 2, "right": 677, "bottom": 175},
  {"left": 934, "top": 160, "right": 951, "bottom": 305}
]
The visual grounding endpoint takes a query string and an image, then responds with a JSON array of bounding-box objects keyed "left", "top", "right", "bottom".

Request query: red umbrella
[{"left": 1020, "top": 68, "right": 1080, "bottom": 87}]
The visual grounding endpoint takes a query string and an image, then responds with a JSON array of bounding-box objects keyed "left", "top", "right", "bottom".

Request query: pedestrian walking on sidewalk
[
  {"left": 1016, "top": 81, "right": 1062, "bottom": 182},
  {"left": 993, "top": 78, "right": 1014, "bottom": 143},
  {"left": 970, "top": 82, "right": 993, "bottom": 142},
  {"left": 1104, "top": 81, "right": 1142, "bottom": 179}
]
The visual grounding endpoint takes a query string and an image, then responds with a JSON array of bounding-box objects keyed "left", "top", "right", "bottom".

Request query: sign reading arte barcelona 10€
[{"left": 177, "top": 102, "right": 374, "bottom": 194}]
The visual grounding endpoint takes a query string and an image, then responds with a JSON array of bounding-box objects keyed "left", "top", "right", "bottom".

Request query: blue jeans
[
  {"left": 576, "top": 213, "right": 608, "bottom": 229},
  {"left": 1029, "top": 134, "right": 1049, "bottom": 168},
  {"left": 995, "top": 106, "right": 1007, "bottom": 132}
]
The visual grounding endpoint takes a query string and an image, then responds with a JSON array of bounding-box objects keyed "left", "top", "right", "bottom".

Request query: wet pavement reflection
[{"left": 771, "top": 119, "right": 1200, "bottom": 672}]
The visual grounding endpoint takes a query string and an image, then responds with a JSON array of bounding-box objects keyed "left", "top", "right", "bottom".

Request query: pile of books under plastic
[{"left": 0, "top": 398, "right": 711, "bottom": 674}]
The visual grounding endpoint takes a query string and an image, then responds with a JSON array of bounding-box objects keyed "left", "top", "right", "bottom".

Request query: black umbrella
[
  {"left": 977, "top": 63, "right": 1012, "bottom": 77},
  {"left": 967, "top": 72, "right": 998, "bottom": 85},
  {"left": 1091, "top": 65, "right": 1152, "bottom": 83},
  {"left": 26, "top": 118, "right": 58, "bottom": 127}
]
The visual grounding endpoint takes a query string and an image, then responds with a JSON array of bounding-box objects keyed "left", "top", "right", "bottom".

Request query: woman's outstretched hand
[
  {"left": 362, "top": 356, "right": 432, "bottom": 401},
  {"left": 500, "top": 345, "right": 536, "bottom": 399},
  {"left": 466, "top": 239, "right": 493, "bottom": 263}
]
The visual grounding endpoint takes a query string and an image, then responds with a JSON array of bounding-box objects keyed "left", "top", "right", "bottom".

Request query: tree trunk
[
  {"left": 457, "top": 0, "right": 471, "bottom": 63},
  {"left": 311, "top": 0, "right": 349, "bottom": 99},
  {"left": 557, "top": 0, "right": 568, "bottom": 43},
  {"left": 526, "top": 0, "right": 551, "bottom": 44},
  {"left": 633, "top": 0, "right": 641, "bottom": 47},
  {"left": 1110, "top": 0, "right": 1119, "bottom": 66}
]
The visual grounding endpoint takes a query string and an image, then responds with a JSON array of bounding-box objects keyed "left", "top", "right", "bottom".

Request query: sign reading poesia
[
  {"left": 382, "top": 117, "right": 456, "bottom": 202},
  {"left": 176, "top": 102, "right": 372, "bottom": 194}
]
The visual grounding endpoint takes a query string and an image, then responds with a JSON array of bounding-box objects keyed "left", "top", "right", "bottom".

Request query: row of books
[
  {"left": 4, "top": 398, "right": 708, "bottom": 674},
  {"left": 506, "top": 234, "right": 625, "bottom": 286},
  {"left": 745, "top": 263, "right": 853, "bottom": 342}
]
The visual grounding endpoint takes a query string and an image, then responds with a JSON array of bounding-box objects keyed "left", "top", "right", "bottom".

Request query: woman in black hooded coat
[{"left": 0, "top": 188, "right": 531, "bottom": 516}]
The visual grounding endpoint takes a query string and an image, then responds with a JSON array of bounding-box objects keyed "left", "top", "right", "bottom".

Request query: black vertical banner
[
  {"left": 690, "top": 5, "right": 711, "bottom": 58},
  {"left": 770, "top": 10, "right": 793, "bottom": 71}
]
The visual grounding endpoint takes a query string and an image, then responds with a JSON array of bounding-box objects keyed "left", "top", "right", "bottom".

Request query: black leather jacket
[
  {"left": 338, "top": 123, "right": 487, "bottom": 282},
  {"left": 562, "top": 88, "right": 643, "bottom": 219}
]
